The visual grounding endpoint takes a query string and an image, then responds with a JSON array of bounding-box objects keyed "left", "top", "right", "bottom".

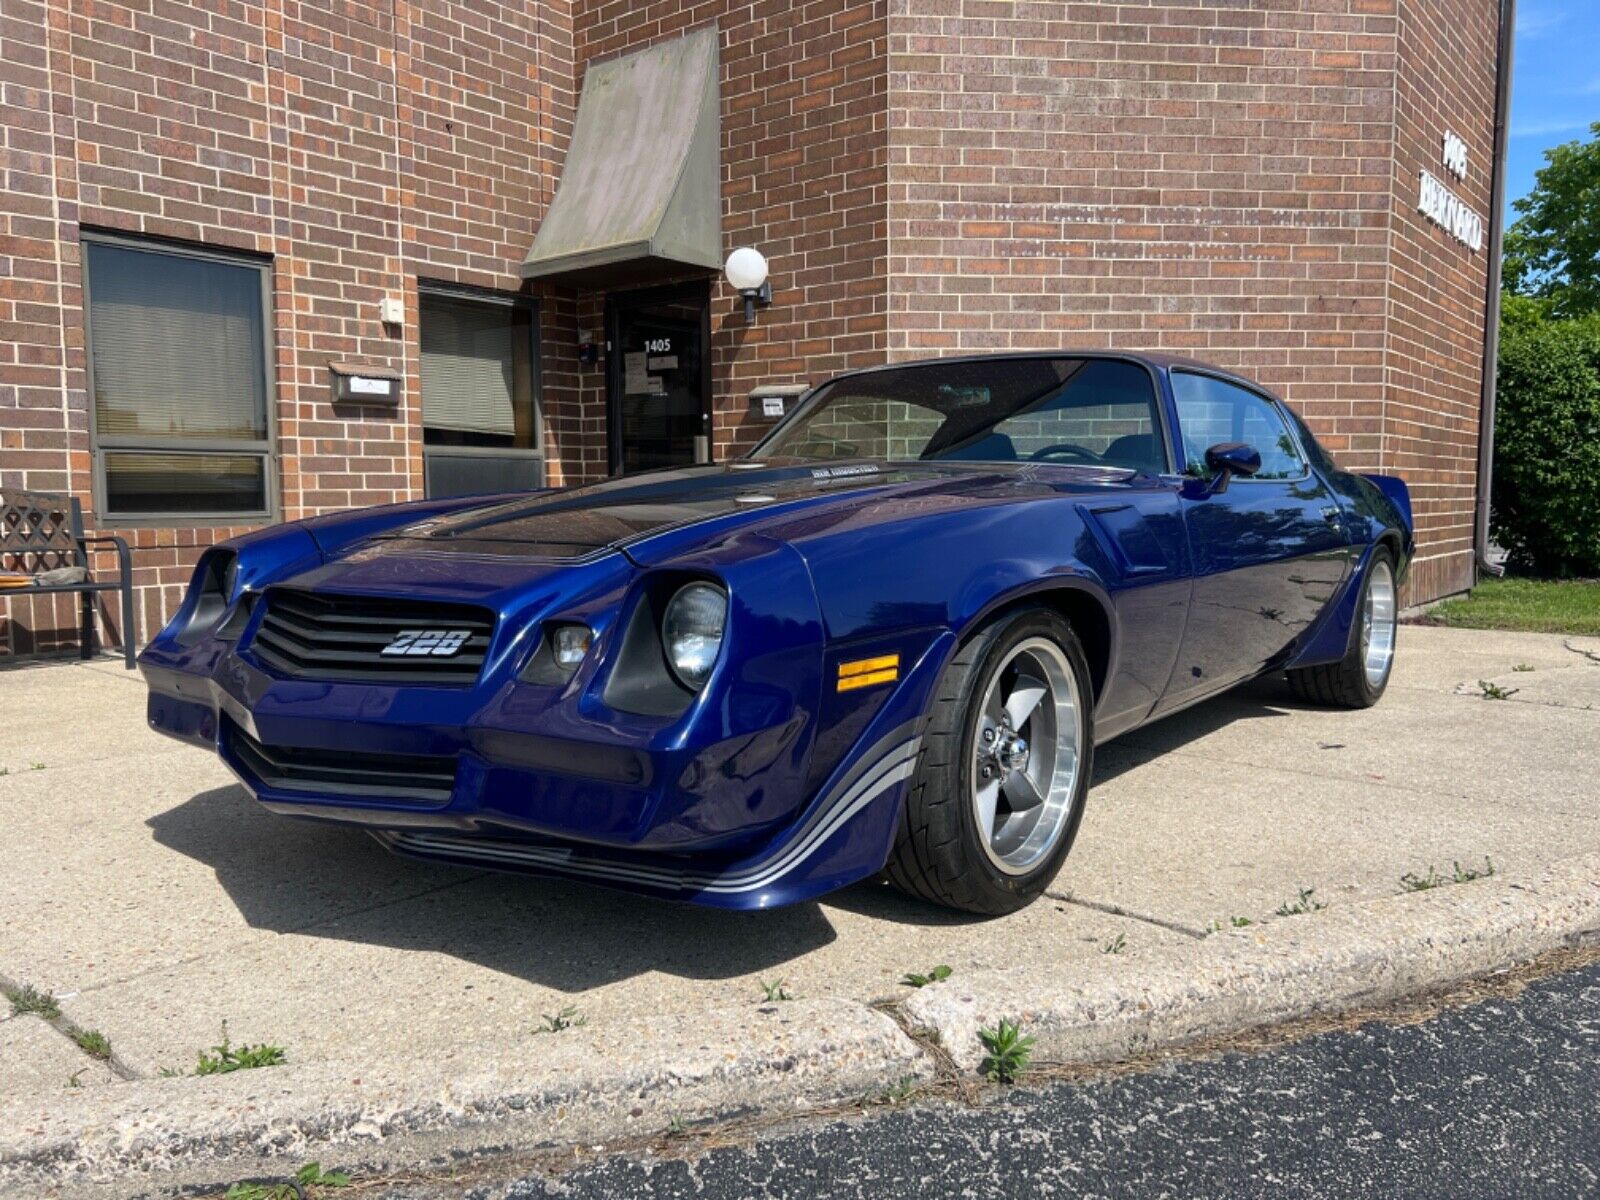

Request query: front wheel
[
  {"left": 884, "top": 608, "right": 1094, "bottom": 915},
  {"left": 1286, "top": 546, "right": 1398, "bottom": 708}
]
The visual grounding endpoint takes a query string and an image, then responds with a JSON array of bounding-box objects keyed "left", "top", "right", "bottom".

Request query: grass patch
[
  {"left": 225, "top": 1162, "right": 349, "bottom": 1199},
  {"left": 1101, "top": 933, "right": 1127, "bottom": 955},
  {"left": 900, "top": 965, "right": 952, "bottom": 988},
  {"left": 4, "top": 983, "right": 61, "bottom": 1021},
  {"left": 1477, "top": 679, "right": 1519, "bottom": 701},
  {"left": 1425, "top": 577, "right": 1600, "bottom": 636},
  {"left": 193, "top": 1023, "right": 286, "bottom": 1076},
  {"left": 758, "top": 977, "right": 793, "bottom": 1003},
  {"left": 73, "top": 1029, "right": 112, "bottom": 1060},
  {"left": 977, "top": 1018, "right": 1034, "bottom": 1085}
]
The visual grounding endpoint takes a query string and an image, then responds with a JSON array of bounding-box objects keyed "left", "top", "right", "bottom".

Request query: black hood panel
[{"left": 373, "top": 461, "right": 1136, "bottom": 559}]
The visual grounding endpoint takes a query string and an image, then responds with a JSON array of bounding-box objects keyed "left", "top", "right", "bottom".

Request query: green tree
[
  {"left": 1491, "top": 296, "right": 1600, "bottom": 576},
  {"left": 1502, "top": 122, "right": 1600, "bottom": 317}
]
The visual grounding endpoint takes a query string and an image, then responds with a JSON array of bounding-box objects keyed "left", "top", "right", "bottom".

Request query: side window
[
  {"left": 986, "top": 359, "right": 1166, "bottom": 472},
  {"left": 1170, "top": 372, "right": 1306, "bottom": 481}
]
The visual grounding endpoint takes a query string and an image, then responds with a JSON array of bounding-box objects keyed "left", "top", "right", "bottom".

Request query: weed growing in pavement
[
  {"left": 532, "top": 1005, "right": 587, "bottom": 1035},
  {"left": 1399, "top": 865, "right": 1446, "bottom": 892},
  {"left": 1400, "top": 857, "right": 1496, "bottom": 893},
  {"left": 1453, "top": 857, "right": 1495, "bottom": 883},
  {"left": 870, "top": 1074, "right": 920, "bottom": 1106},
  {"left": 910, "top": 1024, "right": 942, "bottom": 1047},
  {"left": 759, "top": 977, "right": 793, "bottom": 1002},
  {"left": 29, "top": 762, "right": 44, "bottom": 771},
  {"left": 1101, "top": 933, "right": 1127, "bottom": 955},
  {"left": 1477, "top": 679, "right": 1519, "bottom": 700},
  {"left": 1513, "top": 663, "right": 1536, "bottom": 672},
  {"left": 67, "top": 1068, "right": 87, "bottom": 1088},
  {"left": 73, "top": 1029, "right": 112, "bottom": 1060},
  {"left": 977, "top": 1018, "right": 1034, "bottom": 1085},
  {"left": 900, "top": 965, "right": 953, "bottom": 988},
  {"left": 1275, "top": 887, "right": 1325, "bottom": 917},
  {"left": 665, "top": 1113, "right": 689, "bottom": 1139},
  {"left": 225, "top": 1162, "right": 349, "bottom": 1200},
  {"left": 1205, "top": 916, "right": 1254, "bottom": 934},
  {"left": 4, "top": 983, "right": 60, "bottom": 1020},
  {"left": 193, "top": 1023, "right": 286, "bottom": 1076},
  {"left": 0, "top": 767, "right": 8, "bottom": 776}
]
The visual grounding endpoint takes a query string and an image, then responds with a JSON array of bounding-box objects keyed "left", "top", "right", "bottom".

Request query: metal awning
[{"left": 521, "top": 27, "right": 721, "bottom": 289}]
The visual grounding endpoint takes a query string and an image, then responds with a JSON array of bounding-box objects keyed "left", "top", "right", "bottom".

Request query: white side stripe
[{"left": 385, "top": 735, "right": 922, "bottom": 895}]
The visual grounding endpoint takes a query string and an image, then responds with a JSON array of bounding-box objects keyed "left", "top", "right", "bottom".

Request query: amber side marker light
[{"left": 837, "top": 653, "right": 900, "bottom": 692}]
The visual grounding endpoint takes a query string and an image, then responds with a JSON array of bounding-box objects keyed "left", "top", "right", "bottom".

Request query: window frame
[
  {"left": 417, "top": 280, "right": 544, "bottom": 497},
  {"left": 82, "top": 230, "right": 278, "bottom": 526},
  {"left": 1167, "top": 367, "right": 1312, "bottom": 485}
]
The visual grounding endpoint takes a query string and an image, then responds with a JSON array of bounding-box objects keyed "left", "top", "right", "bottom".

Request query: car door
[{"left": 1155, "top": 370, "right": 1352, "bottom": 713}]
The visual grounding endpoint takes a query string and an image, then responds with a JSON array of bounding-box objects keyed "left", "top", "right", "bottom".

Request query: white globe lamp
[{"left": 724, "top": 247, "right": 772, "bottom": 322}]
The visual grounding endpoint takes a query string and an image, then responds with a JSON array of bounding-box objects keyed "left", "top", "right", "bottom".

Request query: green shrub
[{"left": 1492, "top": 297, "right": 1600, "bottom": 576}]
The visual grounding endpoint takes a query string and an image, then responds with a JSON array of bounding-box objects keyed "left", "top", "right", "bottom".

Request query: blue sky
[{"left": 1504, "top": 0, "right": 1600, "bottom": 220}]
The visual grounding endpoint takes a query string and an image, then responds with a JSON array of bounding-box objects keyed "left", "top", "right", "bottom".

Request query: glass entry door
[{"left": 606, "top": 282, "right": 712, "bottom": 475}]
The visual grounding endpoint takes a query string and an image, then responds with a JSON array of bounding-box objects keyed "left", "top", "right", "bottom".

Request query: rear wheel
[
  {"left": 884, "top": 608, "right": 1094, "bottom": 915},
  {"left": 1286, "top": 547, "right": 1397, "bottom": 708}
]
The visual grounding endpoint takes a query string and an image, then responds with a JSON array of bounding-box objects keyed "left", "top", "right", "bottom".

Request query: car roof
[{"left": 814, "top": 350, "right": 1261, "bottom": 392}]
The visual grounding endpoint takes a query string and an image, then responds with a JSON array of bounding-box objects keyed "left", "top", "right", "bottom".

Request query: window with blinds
[
  {"left": 84, "top": 238, "right": 273, "bottom": 520},
  {"left": 420, "top": 290, "right": 541, "bottom": 499}
]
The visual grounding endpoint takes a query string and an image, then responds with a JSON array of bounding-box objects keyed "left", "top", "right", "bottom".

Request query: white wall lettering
[
  {"left": 1418, "top": 170, "right": 1483, "bottom": 252},
  {"left": 1442, "top": 131, "right": 1469, "bottom": 180}
]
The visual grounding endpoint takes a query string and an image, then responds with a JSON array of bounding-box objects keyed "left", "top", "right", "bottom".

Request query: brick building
[{"left": 0, "top": 0, "right": 1508, "bottom": 658}]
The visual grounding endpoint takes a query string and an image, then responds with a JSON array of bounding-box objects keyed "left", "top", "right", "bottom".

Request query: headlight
[{"left": 662, "top": 582, "right": 727, "bottom": 690}]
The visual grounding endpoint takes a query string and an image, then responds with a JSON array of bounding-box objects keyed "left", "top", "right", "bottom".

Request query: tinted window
[
  {"left": 755, "top": 358, "right": 1166, "bottom": 473},
  {"left": 85, "top": 238, "right": 273, "bottom": 519},
  {"left": 1170, "top": 372, "right": 1306, "bottom": 481},
  {"left": 419, "top": 291, "right": 542, "bottom": 498}
]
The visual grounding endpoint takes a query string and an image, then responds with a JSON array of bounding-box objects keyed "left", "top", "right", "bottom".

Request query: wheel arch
[{"left": 957, "top": 579, "right": 1115, "bottom": 710}]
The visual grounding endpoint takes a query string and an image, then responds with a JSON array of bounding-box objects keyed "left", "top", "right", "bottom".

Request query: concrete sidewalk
[{"left": 2, "top": 625, "right": 1597, "bottom": 1195}]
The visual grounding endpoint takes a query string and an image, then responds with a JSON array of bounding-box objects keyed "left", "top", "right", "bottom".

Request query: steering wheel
[{"left": 1028, "top": 443, "right": 1103, "bottom": 465}]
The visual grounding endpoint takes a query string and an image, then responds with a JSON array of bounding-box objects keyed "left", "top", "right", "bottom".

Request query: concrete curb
[
  {"left": 903, "top": 850, "right": 1600, "bottom": 1071},
  {"left": 5, "top": 852, "right": 1598, "bottom": 1197},
  {"left": 0, "top": 998, "right": 930, "bottom": 1197}
]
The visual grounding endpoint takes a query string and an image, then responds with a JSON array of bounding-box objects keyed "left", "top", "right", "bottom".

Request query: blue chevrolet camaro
[{"left": 141, "top": 353, "right": 1413, "bottom": 913}]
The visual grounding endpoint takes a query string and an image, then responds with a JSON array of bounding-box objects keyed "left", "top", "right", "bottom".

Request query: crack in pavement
[{"left": 1045, "top": 892, "right": 1209, "bottom": 939}]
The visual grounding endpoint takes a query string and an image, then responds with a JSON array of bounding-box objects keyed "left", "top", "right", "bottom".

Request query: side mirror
[{"left": 1202, "top": 443, "right": 1261, "bottom": 494}]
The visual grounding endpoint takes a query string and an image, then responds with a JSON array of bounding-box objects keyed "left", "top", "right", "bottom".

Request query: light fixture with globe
[{"left": 724, "top": 247, "right": 772, "bottom": 322}]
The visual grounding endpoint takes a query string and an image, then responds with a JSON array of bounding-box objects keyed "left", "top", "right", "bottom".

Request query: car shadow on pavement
[
  {"left": 144, "top": 675, "right": 1309, "bottom": 991},
  {"left": 147, "top": 786, "right": 841, "bottom": 992}
]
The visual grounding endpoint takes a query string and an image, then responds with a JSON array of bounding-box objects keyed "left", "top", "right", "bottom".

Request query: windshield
[{"left": 752, "top": 357, "right": 1168, "bottom": 473}]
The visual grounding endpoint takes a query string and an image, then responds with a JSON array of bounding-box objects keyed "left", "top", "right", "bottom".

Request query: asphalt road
[{"left": 418, "top": 957, "right": 1600, "bottom": 1200}]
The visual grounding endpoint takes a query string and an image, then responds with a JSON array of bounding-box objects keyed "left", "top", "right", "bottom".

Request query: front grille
[
  {"left": 225, "top": 720, "right": 456, "bottom": 805},
  {"left": 247, "top": 589, "right": 496, "bottom": 685}
]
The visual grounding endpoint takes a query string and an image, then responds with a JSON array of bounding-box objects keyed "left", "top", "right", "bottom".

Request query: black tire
[
  {"left": 1286, "top": 546, "right": 1398, "bottom": 708},
  {"left": 884, "top": 607, "right": 1094, "bottom": 915}
]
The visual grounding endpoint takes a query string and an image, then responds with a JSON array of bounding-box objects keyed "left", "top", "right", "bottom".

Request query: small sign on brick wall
[{"left": 328, "top": 362, "right": 402, "bottom": 405}]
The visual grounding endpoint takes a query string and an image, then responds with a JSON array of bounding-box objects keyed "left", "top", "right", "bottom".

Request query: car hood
[{"left": 361, "top": 460, "right": 1137, "bottom": 564}]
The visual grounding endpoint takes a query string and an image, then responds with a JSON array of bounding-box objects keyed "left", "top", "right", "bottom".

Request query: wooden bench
[{"left": 1, "top": 489, "right": 136, "bottom": 669}]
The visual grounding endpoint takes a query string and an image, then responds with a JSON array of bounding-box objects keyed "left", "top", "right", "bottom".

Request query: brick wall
[
  {"left": 885, "top": 0, "right": 1497, "bottom": 605},
  {"left": 1383, "top": 0, "right": 1498, "bottom": 603},
  {"left": 1, "top": 0, "right": 1502, "bottom": 658},
  {"left": 0, "top": 0, "right": 578, "bottom": 654},
  {"left": 572, "top": 0, "right": 891, "bottom": 462}
]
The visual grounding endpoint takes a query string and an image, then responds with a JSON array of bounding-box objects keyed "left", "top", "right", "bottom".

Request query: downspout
[{"left": 1474, "top": 0, "right": 1516, "bottom": 580}]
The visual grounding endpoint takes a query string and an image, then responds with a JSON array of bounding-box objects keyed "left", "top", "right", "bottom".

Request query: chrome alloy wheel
[
  {"left": 969, "top": 637, "right": 1084, "bottom": 875},
  {"left": 1361, "top": 558, "right": 1398, "bottom": 688}
]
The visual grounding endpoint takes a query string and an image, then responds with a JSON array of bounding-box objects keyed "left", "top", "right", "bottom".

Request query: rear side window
[{"left": 1170, "top": 372, "right": 1306, "bottom": 481}]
